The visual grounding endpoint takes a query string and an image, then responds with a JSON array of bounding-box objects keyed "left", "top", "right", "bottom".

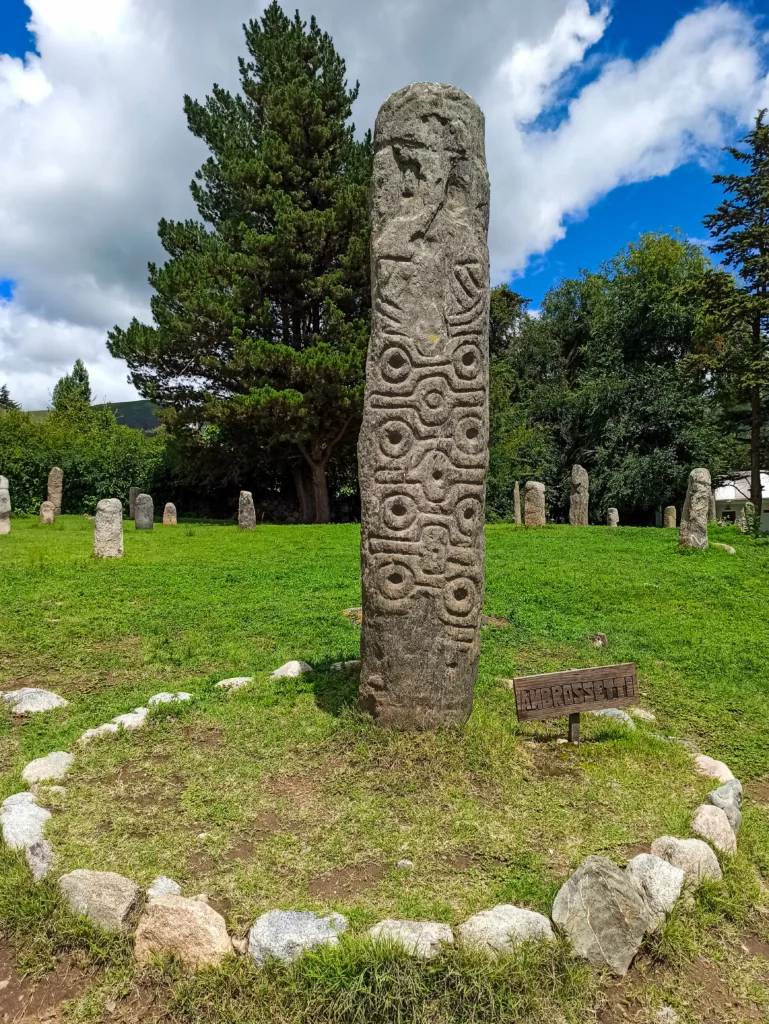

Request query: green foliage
[
  {"left": 52, "top": 358, "right": 92, "bottom": 412},
  {"left": 108, "top": 2, "right": 372, "bottom": 522},
  {"left": 0, "top": 383, "right": 19, "bottom": 411}
]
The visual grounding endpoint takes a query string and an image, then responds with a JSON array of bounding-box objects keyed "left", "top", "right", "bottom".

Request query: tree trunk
[
  {"left": 751, "top": 316, "right": 763, "bottom": 509},
  {"left": 309, "top": 458, "right": 331, "bottom": 524},
  {"left": 291, "top": 463, "right": 314, "bottom": 524}
]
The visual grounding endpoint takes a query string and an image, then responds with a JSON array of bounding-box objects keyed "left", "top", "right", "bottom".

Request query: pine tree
[
  {"left": 703, "top": 110, "right": 769, "bottom": 507},
  {"left": 52, "top": 359, "right": 92, "bottom": 411},
  {"left": 0, "top": 384, "right": 19, "bottom": 411},
  {"left": 108, "top": 3, "right": 372, "bottom": 522}
]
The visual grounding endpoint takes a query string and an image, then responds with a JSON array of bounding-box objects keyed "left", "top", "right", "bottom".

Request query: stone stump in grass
[
  {"left": 238, "top": 491, "right": 256, "bottom": 531},
  {"left": 0, "top": 476, "right": 10, "bottom": 535},
  {"left": 163, "top": 503, "right": 177, "bottom": 526},
  {"left": 94, "top": 499, "right": 123, "bottom": 558},
  {"left": 47, "top": 466, "right": 63, "bottom": 516},
  {"left": 524, "top": 481, "right": 545, "bottom": 525},
  {"left": 663, "top": 505, "right": 676, "bottom": 528},
  {"left": 128, "top": 486, "right": 140, "bottom": 521},
  {"left": 606, "top": 508, "right": 619, "bottom": 527},
  {"left": 357, "top": 82, "right": 490, "bottom": 729},
  {"left": 569, "top": 465, "right": 589, "bottom": 526},
  {"left": 679, "top": 468, "right": 710, "bottom": 550},
  {"left": 513, "top": 481, "right": 521, "bottom": 525},
  {"left": 40, "top": 501, "right": 55, "bottom": 525},
  {"left": 135, "top": 494, "right": 154, "bottom": 530}
]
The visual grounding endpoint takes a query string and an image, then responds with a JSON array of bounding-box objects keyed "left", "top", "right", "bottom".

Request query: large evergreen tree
[
  {"left": 0, "top": 385, "right": 19, "bottom": 411},
  {"left": 702, "top": 110, "right": 769, "bottom": 507},
  {"left": 52, "top": 359, "right": 92, "bottom": 412},
  {"left": 108, "top": 3, "right": 372, "bottom": 522}
]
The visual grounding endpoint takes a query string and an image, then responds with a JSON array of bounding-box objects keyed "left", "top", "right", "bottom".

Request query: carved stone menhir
[
  {"left": 524, "top": 481, "right": 545, "bottom": 526},
  {"left": 606, "top": 508, "right": 619, "bottom": 527},
  {"left": 569, "top": 465, "right": 589, "bottom": 526},
  {"left": 135, "top": 494, "right": 154, "bottom": 531},
  {"left": 163, "top": 503, "right": 177, "bottom": 526},
  {"left": 94, "top": 499, "right": 123, "bottom": 558},
  {"left": 0, "top": 476, "right": 10, "bottom": 536},
  {"left": 679, "top": 468, "right": 710, "bottom": 550},
  {"left": 513, "top": 481, "right": 521, "bottom": 525},
  {"left": 48, "top": 467, "right": 63, "bottom": 517},
  {"left": 238, "top": 491, "right": 256, "bottom": 531},
  {"left": 40, "top": 501, "right": 55, "bottom": 525},
  {"left": 663, "top": 505, "right": 677, "bottom": 528},
  {"left": 358, "top": 82, "right": 490, "bottom": 729}
]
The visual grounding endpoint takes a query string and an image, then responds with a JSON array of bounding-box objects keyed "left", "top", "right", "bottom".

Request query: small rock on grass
[
  {"left": 59, "top": 870, "right": 142, "bottom": 933},
  {"left": 650, "top": 836, "right": 722, "bottom": 887},
  {"left": 79, "top": 723, "right": 119, "bottom": 745},
  {"left": 456, "top": 905, "right": 554, "bottom": 956},
  {"left": 691, "top": 804, "right": 737, "bottom": 855},
  {"left": 1, "top": 688, "right": 68, "bottom": 714},
  {"left": 713, "top": 543, "right": 736, "bottom": 555},
  {"left": 134, "top": 894, "right": 230, "bottom": 968},
  {"left": 22, "top": 751, "right": 74, "bottom": 785},
  {"left": 25, "top": 840, "right": 55, "bottom": 882},
  {"left": 0, "top": 792, "right": 51, "bottom": 850},
  {"left": 694, "top": 755, "right": 735, "bottom": 784},
  {"left": 216, "top": 676, "right": 253, "bottom": 691},
  {"left": 248, "top": 910, "right": 347, "bottom": 965},
  {"left": 148, "top": 876, "right": 181, "bottom": 899},
  {"left": 591, "top": 708, "right": 635, "bottom": 729},
  {"left": 629, "top": 707, "right": 656, "bottom": 722},
  {"left": 708, "top": 779, "right": 742, "bottom": 834},
  {"left": 654, "top": 1009, "right": 680, "bottom": 1023},
  {"left": 396, "top": 859, "right": 413, "bottom": 870},
  {"left": 112, "top": 707, "right": 149, "bottom": 731},
  {"left": 625, "top": 854, "right": 684, "bottom": 930},
  {"left": 270, "top": 661, "right": 312, "bottom": 679},
  {"left": 147, "top": 692, "right": 192, "bottom": 706},
  {"left": 330, "top": 660, "right": 361, "bottom": 672},
  {"left": 589, "top": 632, "right": 608, "bottom": 647},
  {"left": 369, "top": 920, "right": 453, "bottom": 959}
]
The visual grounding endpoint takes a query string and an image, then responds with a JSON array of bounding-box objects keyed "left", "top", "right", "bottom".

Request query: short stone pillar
[
  {"left": 708, "top": 490, "right": 717, "bottom": 522},
  {"left": 94, "top": 499, "right": 123, "bottom": 558},
  {"left": 129, "top": 486, "right": 140, "bottom": 521},
  {"left": 40, "top": 501, "right": 56, "bottom": 525},
  {"left": 524, "top": 481, "right": 546, "bottom": 525},
  {"left": 357, "top": 82, "right": 490, "bottom": 729},
  {"left": 679, "top": 468, "right": 710, "bottom": 549},
  {"left": 0, "top": 475, "right": 10, "bottom": 535},
  {"left": 163, "top": 503, "right": 177, "bottom": 526},
  {"left": 606, "top": 508, "right": 619, "bottom": 527},
  {"left": 569, "top": 465, "right": 589, "bottom": 526},
  {"left": 663, "top": 505, "right": 677, "bottom": 528},
  {"left": 135, "top": 494, "right": 154, "bottom": 530},
  {"left": 513, "top": 481, "right": 521, "bottom": 525},
  {"left": 238, "top": 491, "right": 256, "bottom": 531},
  {"left": 47, "top": 467, "right": 63, "bottom": 517}
]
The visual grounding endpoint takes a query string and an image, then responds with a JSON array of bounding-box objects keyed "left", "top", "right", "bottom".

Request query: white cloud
[{"left": 0, "top": 0, "right": 768, "bottom": 408}]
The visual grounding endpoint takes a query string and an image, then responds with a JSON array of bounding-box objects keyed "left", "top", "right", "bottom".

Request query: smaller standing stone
[
  {"left": 59, "top": 870, "right": 142, "bottom": 933},
  {"left": 129, "top": 486, "right": 140, "bottom": 520},
  {"left": 708, "top": 490, "right": 717, "bottom": 522},
  {"left": 679, "top": 468, "right": 710, "bottom": 549},
  {"left": 607, "top": 508, "right": 619, "bottom": 527},
  {"left": 707, "top": 779, "right": 742, "bottom": 835},
  {"left": 524, "top": 481, "right": 546, "bottom": 526},
  {"left": 569, "top": 465, "right": 589, "bottom": 526},
  {"left": 238, "top": 490, "right": 256, "bottom": 531},
  {"left": 0, "top": 475, "right": 10, "bottom": 535},
  {"left": 39, "top": 501, "right": 55, "bottom": 525},
  {"left": 47, "top": 467, "right": 63, "bottom": 516},
  {"left": 691, "top": 804, "right": 736, "bottom": 855},
  {"left": 163, "top": 502, "right": 177, "bottom": 526},
  {"left": 663, "top": 505, "right": 677, "bottom": 528},
  {"left": 94, "top": 498, "right": 123, "bottom": 558},
  {"left": 135, "top": 493, "right": 154, "bottom": 530},
  {"left": 369, "top": 920, "right": 453, "bottom": 959},
  {"left": 513, "top": 481, "right": 521, "bottom": 525}
]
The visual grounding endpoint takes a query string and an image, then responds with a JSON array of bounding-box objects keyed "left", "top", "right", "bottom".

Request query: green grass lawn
[{"left": 1, "top": 516, "right": 768, "bottom": 1023}]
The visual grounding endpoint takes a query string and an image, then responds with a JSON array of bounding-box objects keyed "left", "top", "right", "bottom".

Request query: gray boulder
[
  {"left": 456, "top": 904, "right": 554, "bottom": 955},
  {"left": 650, "top": 836, "right": 722, "bottom": 887},
  {"left": 369, "top": 919, "right": 453, "bottom": 959},
  {"left": 78, "top": 722, "right": 119, "bottom": 744},
  {"left": 707, "top": 779, "right": 742, "bottom": 835},
  {"left": 270, "top": 660, "right": 311, "bottom": 679},
  {"left": 0, "top": 792, "right": 51, "bottom": 850},
  {"left": 148, "top": 875, "right": 182, "bottom": 899},
  {"left": 113, "top": 707, "right": 149, "bottom": 732},
  {"left": 147, "top": 691, "right": 192, "bottom": 706},
  {"left": 216, "top": 676, "right": 253, "bottom": 692},
  {"left": 691, "top": 804, "right": 736, "bottom": 855},
  {"left": 135, "top": 493, "right": 154, "bottom": 530},
  {"left": 59, "top": 870, "right": 142, "bottom": 932},
  {"left": 2, "top": 688, "right": 68, "bottom": 714},
  {"left": 551, "top": 856, "right": 653, "bottom": 976},
  {"left": 248, "top": 910, "right": 347, "bottom": 965},
  {"left": 625, "top": 854, "right": 684, "bottom": 930},
  {"left": 22, "top": 751, "right": 74, "bottom": 785}
]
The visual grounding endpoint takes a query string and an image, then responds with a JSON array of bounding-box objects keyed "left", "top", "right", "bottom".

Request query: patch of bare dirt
[
  {"left": 309, "top": 860, "right": 388, "bottom": 900},
  {"left": 224, "top": 812, "right": 283, "bottom": 863},
  {"left": 739, "top": 932, "right": 769, "bottom": 962},
  {"left": 616, "top": 842, "right": 651, "bottom": 862},
  {"left": 184, "top": 725, "right": 225, "bottom": 749},
  {"left": 746, "top": 775, "right": 769, "bottom": 806},
  {"left": 262, "top": 760, "right": 344, "bottom": 810},
  {"left": 0, "top": 941, "right": 96, "bottom": 1023},
  {"left": 528, "top": 745, "right": 581, "bottom": 779},
  {"left": 90, "top": 636, "right": 142, "bottom": 654}
]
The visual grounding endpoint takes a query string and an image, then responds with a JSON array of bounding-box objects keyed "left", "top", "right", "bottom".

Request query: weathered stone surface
[
  {"left": 369, "top": 919, "right": 453, "bottom": 959},
  {"left": 625, "top": 854, "right": 684, "bottom": 930},
  {"left": 270, "top": 660, "right": 311, "bottom": 679},
  {"left": 147, "top": 692, "right": 192, "bottom": 706},
  {"left": 357, "top": 83, "right": 490, "bottom": 730},
  {"left": 26, "top": 839, "right": 55, "bottom": 881},
  {"left": 456, "top": 905, "right": 554, "bottom": 955},
  {"left": 569, "top": 465, "right": 589, "bottom": 526},
  {"left": 47, "top": 466, "right": 63, "bottom": 516},
  {"left": 679, "top": 468, "right": 710, "bottom": 549},
  {"left": 592, "top": 708, "right": 635, "bottom": 728},
  {"left": 692, "top": 804, "right": 736, "bottom": 855},
  {"left": 135, "top": 493, "right": 154, "bottom": 530},
  {"left": 78, "top": 722, "right": 119, "bottom": 744},
  {"left": 396, "top": 858, "right": 414, "bottom": 870},
  {"left": 59, "top": 870, "right": 142, "bottom": 933},
  {"left": 248, "top": 910, "right": 347, "bottom": 965},
  {"left": 707, "top": 779, "right": 742, "bottom": 835},
  {"left": 148, "top": 876, "right": 182, "bottom": 899},
  {"left": 22, "top": 751, "right": 74, "bottom": 785},
  {"left": 2, "top": 688, "right": 68, "bottom": 714},
  {"left": 607, "top": 507, "right": 619, "bottom": 527},
  {"left": 524, "top": 481, "right": 546, "bottom": 526},
  {"left": 94, "top": 498, "right": 123, "bottom": 558},
  {"left": 628, "top": 707, "right": 656, "bottom": 722},
  {"left": 129, "top": 486, "right": 140, "bottom": 520},
  {"left": 708, "top": 490, "right": 717, "bottom": 522},
  {"left": 513, "top": 481, "right": 521, "bottom": 525},
  {"left": 589, "top": 632, "right": 608, "bottom": 647},
  {"left": 663, "top": 505, "right": 677, "bottom": 528},
  {"left": 0, "top": 792, "right": 51, "bottom": 850},
  {"left": 134, "top": 894, "right": 231, "bottom": 967},
  {"left": 162, "top": 502, "right": 177, "bottom": 526},
  {"left": 330, "top": 660, "right": 361, "bottom": 672},
  {"left": 650, "top": 836, "right": 722, "bottom": 887},
  {"left": 39, "top": 501, "right": 55, "bottom": 525},
  {"left": 0, "top": 475, "right": 10, "bottom": 535},
  {"left": 216, "top": 676, "right": 253, "bottom": 691},
  {"left": 713, "top": 542, "right": 736, "bottom": 554},
  {"left": 113, "top": 707, "right": 149, "bottom": 732},
  {"left": 694, "top": 755, "right": 735, "bottom": 784},
  {"left": 551, "top": 856, "right": 653, "bottom": 975},
  {"left": 238, "top": 490, "right": 256, "bottom": 531}
]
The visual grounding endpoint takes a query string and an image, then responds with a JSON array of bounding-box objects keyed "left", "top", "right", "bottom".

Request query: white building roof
[{"left": 714, "top": 472, "right": 769, "bottom": 502}]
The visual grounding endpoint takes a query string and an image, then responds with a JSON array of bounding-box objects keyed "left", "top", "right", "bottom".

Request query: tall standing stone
[
  {"left": 708, "top": 490, "right": 717, "bottom": 522},
  {"left": 40, "top": 501, "right": 56, "bottom": 525},
  {"left": 569, "top": 465, "right": 589, "bottom": 526},
  {"left": 47, "top": 467, "right": 63, "bottom": 517},
  {"left": 163, "top": 503, "right": 177, "bottom": 526},
  {"left": 358, "top": 83, "right": 490, "bottom": 729},
  {"left": 0, "top": 476, "right": 10, "bottom": 535},
  {"left": 94, "top": 499, "right": 123, "bottom": 558},
  {"left": 129, "top": 487, "right": 140, "bottom": 521},
  {"left": 135, "top": 494, "right": 154, "bottom": 530},
  {"left": 524, "top": 481, "right": 545, "bottom": 526},
  {"left": 513, "top": 481, "right": 521, "bottom": 525},
  {"left": 607, "top": 508, "right": 619, "bottom": 527},
  {"left": 238, "top": 491, "right": 256, "bottom": 531},
  {"left": 679, "top": 468, "right": 710, "bottom": 550},
  {"left": 663, "top": 505, "right": 677, "bottom": 528}
]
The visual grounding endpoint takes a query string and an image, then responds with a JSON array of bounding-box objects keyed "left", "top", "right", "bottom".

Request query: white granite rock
[
  {"left": 707, "top": 779, "right": 742, "bottom": 835},
  {"left": 216, "top": 676, "right": 253, "bottom": 691},
  {"left": 248, "top": 910, "right": 347, "bottom": 964},
  {"left": 25, "top": 840, "right": 55, "bottom": 881},
  {"left": 650, "top": 836, "right": 722, "bottom": 887},
  {"left": 691, "top": 804, "right": 737, "bottom": 855},
  {"left": 456, "top": 905, "right": 554, "bottom": 956},
  {"left": 135, "top": 894, "right": 231, "bottom": 968},
  {"left": 369, "top": 919, "right": 453, "bottom": 959},
  {"left": 270, "top": 661, "right": 312, "bottom": 679},
  {"left": 147, "top": 692, "right": 192, "bottom": 706},
  {"left": 78, "top": 723, "right": 119, "bottom": 744},
  {"left": 0, "top": 792, "right": 51, "bottom": 850},
  {"left": 1, "top": 688, "right": 68, "bottom": 715},
  {"left": 591, "top": 708, "right": 635, "bottom": 728},
  {"left": 694, "top": 755, "right": 734, "bottom": 784},
  {"left": 396, "top": 859, "right": 414, "bottom": 870},
  {"left": 148, "top": 876, "right": 182, "bottom": 899},
  {"left": 625, "top": 854, "right": 685, "bottom": 930},
  {"left": 59, "top": 870, "right": 142, "bottom": 932},
  {"left": 113, "top": 707, "right": 150, "bottom": 732},
  {"left": 22, "top": 751, "right": 74, "bottom": 786}
]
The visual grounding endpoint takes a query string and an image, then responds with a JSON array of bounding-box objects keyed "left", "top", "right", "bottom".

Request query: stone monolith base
[
  {"left": 238, "top": 491, "right": 256, "bottom": 531},
  {"left": 607, "top": 508, "right": 619, "bottom": 527},
  {"left": 135, "top": 494, "right": 154, "bottom": 530},
  {"left": 513, "top": 481, "right": 521, "bottom": 525},
  {"left": 40, "top": 501, "right": 55, "bottom": 525},
  {"left": 163, "top": 503, "right": 177, "bottom": 526},
  {"left": 0, "top": 475, "right": 10, "bottom": 535},
  {"left": 569, "top": 465, "right": 589, "bottom": 526},
  {"left": 663, "top": 505, "right": 676, "bottom": 528},
  {"left": 94, "top": 499, "right": 123, "bottom": 558},
  {"left": 47, "top": 467, "right": 63, "bottom": 517},
  {"left": 679, "top": 469, "right": 710, "bottom": 549},
  {"left": 358, "top": 82, "right": 490, "bottom": 729},
  {"left": 524, "top": 481, "right": 545, "bottom": 526}
]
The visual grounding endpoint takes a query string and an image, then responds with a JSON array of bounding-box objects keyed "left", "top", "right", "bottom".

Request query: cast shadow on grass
[{"left": 311, "top": 667, "right": 359, "bottom": 717}]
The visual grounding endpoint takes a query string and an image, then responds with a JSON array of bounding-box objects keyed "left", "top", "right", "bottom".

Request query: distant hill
[{"left": 28, "top": 400, "right": 161, "bottom": 431}]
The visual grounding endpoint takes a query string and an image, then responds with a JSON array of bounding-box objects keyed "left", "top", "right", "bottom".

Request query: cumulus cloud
[{"left": 0, "top": 0, "right": 768, "bottom": 407}]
